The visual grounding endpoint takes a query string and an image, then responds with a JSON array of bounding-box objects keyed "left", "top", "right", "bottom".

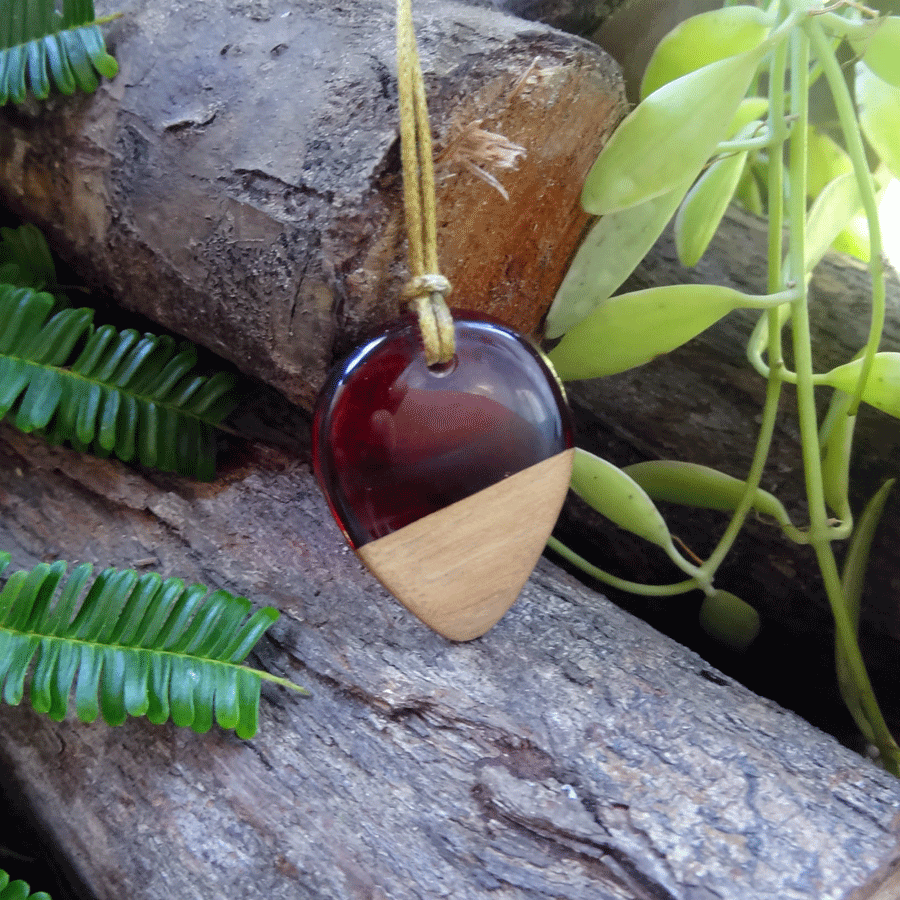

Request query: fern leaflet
[
  {"left": 0, "top": 224, "right": 58, "bottom": 294},
  {"left": 0, "top": 0, "right": 118, "bottom": 105},
  {"left": 0, "top": 283, "right": 240, "bottom": 479},
  {"left": 0, "top": 552, "right": 307, "bottom": 738},
  {"left": 0, "top": 868, "right": 50, "bottom": 900}
]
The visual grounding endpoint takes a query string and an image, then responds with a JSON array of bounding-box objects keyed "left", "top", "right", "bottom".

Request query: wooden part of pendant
[{"left": 357, "top": 448, "right": 574, "bottom": 641}]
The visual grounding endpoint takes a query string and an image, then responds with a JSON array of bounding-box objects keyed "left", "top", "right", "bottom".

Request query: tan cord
[{"left": 396, "top": 0, "right": 455, "bottom": 365}]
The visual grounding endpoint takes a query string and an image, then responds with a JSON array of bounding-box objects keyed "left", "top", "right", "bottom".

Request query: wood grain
[
  {"left": 358, "top": 448, "right": 574, "bottom": 640},
  {"left": 0, "top": 427, "right": 899, "bottom": 899},
  {"left": 0, "top": 0, "right": 625, "bottom": 409}
]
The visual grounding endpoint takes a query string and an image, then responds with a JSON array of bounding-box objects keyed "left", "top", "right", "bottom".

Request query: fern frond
[
  {"left": 0, "top": 224, "right": 58, "bottom": 294},
  {"left": 0, "top": 285, "right": 240, "bottom": 479},
  {"left": 0, "top": 553, "right": 307, "bottom": 738},
  {"left": 0, "top": 867, "right": 51, "bottom": 900},
  {"left": 0, "top": 0, "right": 118, "bottom": 105}
]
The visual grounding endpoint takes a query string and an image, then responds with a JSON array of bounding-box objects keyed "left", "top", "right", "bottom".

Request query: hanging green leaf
[
  {"left": 856, "top": 62, "right": 900, "bottom": 180},
  {"left": 0, "top": 224, "right": 57, "bottom": 291},
  {"left": 850, "top": 16, "right": 900, "bottom": 88},
  {"left": 0, "top": 0, "right": 118, "bottom": 105},
  {"left": 803, "top": 172, "right": 863, "bottom": 273},
  {"left": 0, "top": 285, "right": 240, "bottom": 479},
  {"left": 545, "top": 177, "right": 693, "bottom": 339},
  {"left": 639, "top": 5, "right": 774, "bottom": 99},
  {"left": 836, "top": 479, "right": 895, "bottom": 744},
  {"left": 548, "top": 284, "right": 775, "bottom": 381},
  {"left": 823, "top": 352, "right": 900, "bottom": 418},
  {"left": 820, "top": 394, "right": 855, "bottom": 521},
  {"left": 699, "top": 590, "right": 760, "bottom": 651},
  {"left": 0, "top": 869, "right": 51, "bottom": 900},
  {"left": 582, "top": 42, "right": 770, "bottom": 216},
  {"left": 729, "top": 96, "right": 769, "bottom": 135},
  {"left": 0, "top": 553, "right": 307, "bottom": 738},
  {"left": 831, "top": 212, "right": 870, "bottom": 263},
  {"left": 675, "top": 148, "right": 748, "bottom": 267},
  {"left": 545, "top": 95, "right": 772, "bottom": 339},
  {"left": 806, "top": 126, "right": 853, "bottom": 199},
  {"left": 570, "top": 448, "right": 673, "bottom": 549},
  {"left": 734, "top": 161, "right": 764, "bottom": 215},
  {"left": 623, "top": 460, "right": 794, "bottom": 529}
]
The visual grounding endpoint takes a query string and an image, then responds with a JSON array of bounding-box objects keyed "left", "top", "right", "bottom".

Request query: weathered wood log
[
  {"left": 1, "top": 426, "right": 900, "bottom": 900},
  {"left": 0, "top": 0, "right": 625, "bottom": 409}
]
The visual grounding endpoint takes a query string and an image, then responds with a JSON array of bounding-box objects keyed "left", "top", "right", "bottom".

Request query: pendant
[{"left": 313, "top": 311, "right": 574, "bottom": 641}]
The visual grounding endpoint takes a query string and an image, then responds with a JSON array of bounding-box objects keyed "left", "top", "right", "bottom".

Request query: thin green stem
[
  {"left": 739, "top": 286, "right": 802, "bottom": 307},
  {"left": 785, "top": 14, "right": 897, "bottom": 767},
  {"left": 786, "top": 29, "right": 832, "bottom": 541},
  {"left": 700, "top": 36, "right": 794, "bottom": 574},
  {"left": 805, "top": 16, "right": 886, "bottom": 415},
  {"left": 547, "top": 537, "right": 701, "bottom": 598},
  {"left": 814, "top": 542, "right": 900, "bottom": 774}
]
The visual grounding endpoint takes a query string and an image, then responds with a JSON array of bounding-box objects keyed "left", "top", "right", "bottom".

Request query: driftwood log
[
  {"left": 0, "top": 0, "right": 625, "bottom": 409},
  {"left": 2, "top": 427, "right": 900, "bottom": 900}
]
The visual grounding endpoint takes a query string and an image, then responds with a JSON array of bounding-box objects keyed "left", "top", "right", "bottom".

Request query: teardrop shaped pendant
[{"left": 313, "top": 311, "right": 574, "bottom": 640}]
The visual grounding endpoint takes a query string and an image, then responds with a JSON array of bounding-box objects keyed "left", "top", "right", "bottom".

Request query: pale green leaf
[
  {"left": 836, "top": 478, "right": 895, "bottom": 744},
  {"left": 823, "top": 352, "right": 900, "bottom": 417},
  {"left": 570, "top": 448, "right": 672, "bottom": 549},
  {"left": 729, "top": 96, "right": 769, "bottom": 136},
  {"left": 821, "top": 395, "right": 855, "bottom": 521},
  {"left": 850, "top": 16, "right": 900, "bottom": 87},
  {"left": 831, "top": 213, "right": 870, "bottom": 263},
  {"left": 545, "top": 177, "right": 693, "bottom": 338},
  {"left": 856, "top": 62, "right": 900, "bottom": 180},
  {"left": 806, "top": 126, "right": 853, "bottom": 199},
  {"left": 803, "top": 172, "right": 863, "bottom": 273},
  {"left": 623, "top": 460, "right": 792, "bottom": 527},
  {"left": 675, "top": 149, "right": 748, "bottom": 266},
  {"left": 640, "top": 5, "right": 773, "bottom": 99},
  {"left": 548, "top": 284, "right": 751, "bottom": 380},
  {"left": 582, "top": 45, "right": 770, "bottom": 215}
]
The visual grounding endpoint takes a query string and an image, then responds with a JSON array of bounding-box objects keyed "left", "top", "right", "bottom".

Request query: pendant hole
[{"left": 428, "top": 355, "right": 458, "bottom": 376}]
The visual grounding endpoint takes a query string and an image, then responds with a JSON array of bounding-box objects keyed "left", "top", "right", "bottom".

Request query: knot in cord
[
  {"left": 401, "top": 273, "right": 452, "bottom": 304},
  {"left": 396, "top": 0, "right": 455, "bottom": 367},
  {"left": 404, "top": 276, "right": 455, "bottom": 366}
]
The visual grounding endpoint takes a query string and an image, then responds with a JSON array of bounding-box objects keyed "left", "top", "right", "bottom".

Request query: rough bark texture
[
  {"left": 0, "top": 0, "right": 625, "bottom": 409},
  {"left": 1, "top": 426, "right": 900, "bottom": 900}
]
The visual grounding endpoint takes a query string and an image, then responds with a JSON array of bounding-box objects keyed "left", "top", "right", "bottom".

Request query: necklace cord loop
[{"left": 397, "top": 0, "right": 455, "bottom": 365}]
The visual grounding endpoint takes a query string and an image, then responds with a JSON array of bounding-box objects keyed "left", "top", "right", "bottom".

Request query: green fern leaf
[
  {"left": 0, "top": 224, "right": 57, "bottom": 292},
  {"left": 0, "top": 285, "right": 241, "bottom": 479},
  {"left": 0, "top": 0, "right": 118, "bottom": 105},
  {"left": 0, "top": 868, "right": 51, "bottom": 900},
  {"left": 0, "top": 552, "right": 307, "bottom": 737}
]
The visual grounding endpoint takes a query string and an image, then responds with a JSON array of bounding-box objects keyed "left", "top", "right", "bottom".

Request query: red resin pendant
[{"left": 313, "top": 311, "right": 574, "bottom": 640}]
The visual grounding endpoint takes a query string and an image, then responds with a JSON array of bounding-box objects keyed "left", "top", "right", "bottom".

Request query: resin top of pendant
[{"left": 313, "top": 312, "right": 573, "bottom": 549}]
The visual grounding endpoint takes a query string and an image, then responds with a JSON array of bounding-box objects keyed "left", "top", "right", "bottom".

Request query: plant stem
[
  {"left": 696, "top": 35, "right": 793, "bottom": 577},
  {"left": 546, "top": 537, "right": 701, "bottom": 597},
  {"left": 786, "top": 16, "right": 897, "bottom": 769},
  {"left": 815, "top": 542, "right": 900, "bottom": 774},
  {"left": 804, "top": 16, "right": 886, "bottom": 416}
]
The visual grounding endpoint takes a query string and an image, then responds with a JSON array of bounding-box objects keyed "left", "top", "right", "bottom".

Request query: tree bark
[
  {"left": 1, "top": 426, "right": 900, "bottom": 900},
  {"left": 0, "top": 0, "right": 625, "bottom": 409}
]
